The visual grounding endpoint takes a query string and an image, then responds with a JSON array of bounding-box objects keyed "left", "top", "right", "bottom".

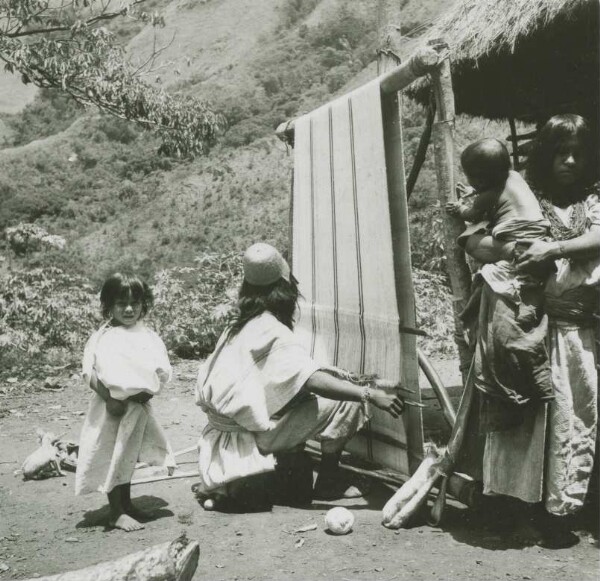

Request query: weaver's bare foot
[
  {"left": 313, "top": 480, "right": 365, "bottom": 500},
  {"left": 109, "top": 513, "right": 145, "bottom": 532}
]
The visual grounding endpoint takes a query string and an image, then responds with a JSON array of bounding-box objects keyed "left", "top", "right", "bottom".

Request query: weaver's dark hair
[
  {"left": 461, "top": 138, "right": 511, "bottom": 189},
  {"left": 526, "top": 114, "right": 596, "bottom": 195},
  {"left": 228, "top": 275, "right": 299, "bottom": 337},
  {"left": 100, "top": 273, "right": 153, "bottom": 320}
]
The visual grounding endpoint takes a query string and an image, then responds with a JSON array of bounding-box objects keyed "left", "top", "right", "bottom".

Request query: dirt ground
[{"left": 0, "top": 358, "right": 598, "bottom": 581}]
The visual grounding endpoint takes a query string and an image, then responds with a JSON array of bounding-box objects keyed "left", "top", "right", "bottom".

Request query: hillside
[
  {"left": 1, "top": 0, "right": 470, "bottom": 282},
  {"left": 0, "top": 0, "right": 509, "bottom": 376}
]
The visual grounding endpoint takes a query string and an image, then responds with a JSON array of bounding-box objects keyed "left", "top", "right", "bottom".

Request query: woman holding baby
[{"left": 456, "top": 114, "right": 600, "bottom": 547}]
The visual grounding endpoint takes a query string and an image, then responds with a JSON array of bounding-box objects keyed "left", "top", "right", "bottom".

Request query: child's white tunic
[{"left": 75, "top": 322, "right": 175, "bottom": 495}]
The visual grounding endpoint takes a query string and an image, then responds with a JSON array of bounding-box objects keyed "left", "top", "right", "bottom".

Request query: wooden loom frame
[{"left": 276, "top": 40, "right": 467, "bottom": 481}]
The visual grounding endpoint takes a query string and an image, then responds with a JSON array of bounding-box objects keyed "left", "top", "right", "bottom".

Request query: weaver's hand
[
  {"left": 370, "top": 389, "right": 405, "bottom": 418},
  {"left": 106, "top": 397, "right": 127, "bottom": 417}
]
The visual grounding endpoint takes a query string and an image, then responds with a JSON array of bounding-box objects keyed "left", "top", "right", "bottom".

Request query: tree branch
[{"left": 3, "top": 0, "right": 148, "bottom": 38}]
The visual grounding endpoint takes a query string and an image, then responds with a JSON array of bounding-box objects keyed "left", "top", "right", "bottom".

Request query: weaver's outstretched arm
[{"left": 304, "top": 371, "right": 405, "bottom": 418}]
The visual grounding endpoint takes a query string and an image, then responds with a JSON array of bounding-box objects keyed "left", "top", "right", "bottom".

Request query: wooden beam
[
  {"left": 429, "top": 44, "right": 473, "bottom": 383},
  {"left": 275, "top": 46, "right": 445, "bottom": 145}
]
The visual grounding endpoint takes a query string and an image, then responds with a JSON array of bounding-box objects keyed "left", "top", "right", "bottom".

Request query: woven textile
[{"left": 292, "top": 79, "right": 410, "bottom": 475}]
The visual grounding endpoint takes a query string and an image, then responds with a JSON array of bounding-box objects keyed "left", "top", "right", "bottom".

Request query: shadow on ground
[{"left": 76, "top": 495, "right": 174, "bottom": 529}]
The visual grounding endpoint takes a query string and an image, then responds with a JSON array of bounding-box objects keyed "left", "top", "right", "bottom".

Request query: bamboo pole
[
  {"left": 429, "top": 41, "right": 473, "bottom": 383},
  {"left": 377, "top": 1, "right": 423, "bottom": 475}
]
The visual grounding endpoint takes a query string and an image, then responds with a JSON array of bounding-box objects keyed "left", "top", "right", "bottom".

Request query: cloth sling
[{"left": 291, "top": 78, "right": 414, "bottom": 476}]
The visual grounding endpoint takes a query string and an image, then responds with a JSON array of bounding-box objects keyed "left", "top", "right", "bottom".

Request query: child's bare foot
[
  {"left": 109, "top": 513, "right": 145, "bottom": 532},
  {"left": 123, "top": 503, "right": 154, "bottom": 521}
]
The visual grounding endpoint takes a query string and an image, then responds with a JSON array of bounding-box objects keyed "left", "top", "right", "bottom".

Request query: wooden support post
[
  {"left": 508, "top": 117, "right": 520, "bottom": 170},
  {"left": 377, "top": 1, "right": 423, "bottom": 473},
  {"left": 429, "top": 44, "right": 473, "bottom": 383},
  {"left": 406, "top": 100, "right": 435, "bottom": 199}
]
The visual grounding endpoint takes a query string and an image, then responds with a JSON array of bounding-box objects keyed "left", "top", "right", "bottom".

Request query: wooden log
[
  {"left": 381, "top": 445, "right": 443, "bottom": 529},
  {"left": 429, "top": 45, "right": 473, "bottom": 384},
  {"left": 26, "top": 534, "right": 199, "bottom": 581}
]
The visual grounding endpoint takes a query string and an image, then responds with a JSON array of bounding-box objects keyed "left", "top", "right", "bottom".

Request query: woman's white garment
[
  {"left": 483, "top": 193, "right": 600, "bottom": 514},
  {"left": 195, "top": 312, "right": 320, "bottom": 493},
  {"left": 76, "top": 322, "right": 175, "bottom": 495}
]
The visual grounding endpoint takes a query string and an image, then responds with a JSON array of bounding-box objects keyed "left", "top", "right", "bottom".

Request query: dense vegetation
[{"left": 0, "top": 0, "right": 506, "bottom": 377}]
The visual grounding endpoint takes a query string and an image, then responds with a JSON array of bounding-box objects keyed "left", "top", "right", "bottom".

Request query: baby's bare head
[{"left": 461, "top": 138, "right": 510, "bottom": 191}]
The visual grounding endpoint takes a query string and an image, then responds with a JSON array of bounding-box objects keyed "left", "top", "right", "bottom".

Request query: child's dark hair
[
  {"left": 100, "top": 273, "right": 153, "bottom": 320},
  {"left": 228, "top": 276, "right": 299, "bottom": 337},
  {"left": 461, "top": 138, "right": 511, "bottom": 189},
  {"left": 526, "top": 114, "right": 596, "bottom": 193}
]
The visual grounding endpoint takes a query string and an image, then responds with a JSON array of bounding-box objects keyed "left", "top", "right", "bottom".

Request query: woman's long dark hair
[
  {"left": 227, "top": 275, "right": 300, "bottom": 337},
  {"left": 526, "top": 114, "right": 597, "bottom": 196}
]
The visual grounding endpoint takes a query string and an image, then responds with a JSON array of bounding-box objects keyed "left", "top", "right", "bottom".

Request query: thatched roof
[{"left": 405, "top": 0, "right": 599, "bottom": 125}]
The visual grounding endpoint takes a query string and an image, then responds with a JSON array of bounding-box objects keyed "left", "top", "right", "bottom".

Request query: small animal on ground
[{"left": 21, "top": 429, "right": 66, "bottom": 480}]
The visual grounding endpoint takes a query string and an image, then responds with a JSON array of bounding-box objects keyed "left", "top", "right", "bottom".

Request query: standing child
[{"left": 75, "top": 273, "right": 175, "bottom": 532}]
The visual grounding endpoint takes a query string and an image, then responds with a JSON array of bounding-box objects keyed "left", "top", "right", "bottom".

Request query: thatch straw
[{"left": 404, "top": 0, "right": 599, "bottom": 124}]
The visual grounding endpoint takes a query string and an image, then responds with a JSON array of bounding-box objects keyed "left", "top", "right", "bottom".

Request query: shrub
[
  {"left": 0, "top": 267, "right": 99, "bottom": 377},
  {"left": 150, "top": 251, "right": 243, "bottom": 358},
  {"left": 5, "top": 223, "right": 66, "bottom": 256},
  {"left": 413, "top": 269, "right": 457, "bottom": 358}
]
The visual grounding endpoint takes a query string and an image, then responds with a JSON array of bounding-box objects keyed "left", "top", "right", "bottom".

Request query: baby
[{"left": 446, "top": 138, "right": 552, "bottom": 326}]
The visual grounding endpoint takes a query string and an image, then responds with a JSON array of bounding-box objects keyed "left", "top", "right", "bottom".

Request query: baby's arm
[{"left": 449, "top": 188, "right": 497, "bottom": 222}]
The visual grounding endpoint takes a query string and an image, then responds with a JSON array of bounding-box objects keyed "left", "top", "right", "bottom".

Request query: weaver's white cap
[{"left": 243, "top": 243, "right": 290, "bottom": 286}]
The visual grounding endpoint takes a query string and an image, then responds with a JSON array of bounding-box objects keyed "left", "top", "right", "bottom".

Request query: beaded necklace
[
  {"left": 536, "top": 181, "right": 597, "bottom": 241},
  {"left": 538, "top": 197, "right": 587, "bottom": 241}
]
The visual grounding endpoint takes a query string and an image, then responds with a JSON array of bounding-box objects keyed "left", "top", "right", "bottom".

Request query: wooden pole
[
  {"left": 377, "top": 0, "right": 423, "bottom": 474},
  {"left": 275, "top": 47, "right": 444, "bottom": 145},
  {"left": 429, "top": 41, "right": 473, "bottom": 383},
  {"left": 406, "top": 99, "right": 435, "bottom": 199},
  {"left": 508, "top": 117, "right": 520, "bottom": 170}
]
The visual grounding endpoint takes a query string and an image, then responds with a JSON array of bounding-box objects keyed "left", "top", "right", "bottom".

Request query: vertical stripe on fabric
[
  {"left": 348, "top": 98, "right": 366, "bottom": 374},
  {"left": 328, "top": 106, "right": 340, "bottom": 366},
  {"left": 309, "top": 117, "right": 317, "bottom": 358},
  {"left": 349, "top": 96, "right": 373, "bottom": 461}
]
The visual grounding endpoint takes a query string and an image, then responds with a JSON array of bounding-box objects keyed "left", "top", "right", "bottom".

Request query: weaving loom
[{"left": 291, "top": 78, "right": 423, "bottom": 478}]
